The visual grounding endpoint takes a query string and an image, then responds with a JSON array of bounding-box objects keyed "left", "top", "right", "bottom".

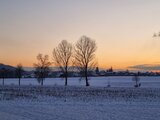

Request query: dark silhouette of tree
[
  {"left": 15, "top": 64, "right": 24, "bottom": 86},
  {"left": 1, "top": 68, "right": 7, "bottom": 86},
  {"left": 132, "top": 73, "right": 141, "bottom": 88},
  {"left": 95, "top": 67, "right": 99, "bottom": 75},
  {"left": 34, "top": 54, "right": 51, "bottom": 86},
  {"left": 74, "top": 36, "right": 97, "bottom": 86},
  {"left": 53, "top": 40, "right": 73, "bottom": 86}
]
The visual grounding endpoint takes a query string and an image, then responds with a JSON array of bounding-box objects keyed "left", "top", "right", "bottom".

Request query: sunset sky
[{"left": 1, "top": 0, "right": 160, "bottom": 70}]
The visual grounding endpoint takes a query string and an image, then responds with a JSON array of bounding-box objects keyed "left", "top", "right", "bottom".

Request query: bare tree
[
  {"left": 53, "top": 40, "right": 73, "bottom": 86},
  {"left": 15, "top": 64, "right": 24, "bottom": 86},
  {"left": 34, "top": 54, "right": 51, "bottom": 86},
  {"left": 0, "top": 68, "right": 7, "bottom": 86},
  {"left": 132, "top": 73, "right": 141, "bottom": 88},
  {"left": 74, "top": 36, "right": 97, "bottom": 86}
]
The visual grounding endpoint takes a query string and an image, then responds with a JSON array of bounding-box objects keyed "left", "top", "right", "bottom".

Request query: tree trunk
[
  {"left": 19, "top": 78, "right": 20, "bottom": 86},
  {"left": 65, "top": 76, "right": 67, "bottom": 86},
  {"left": 65, "top": 77, "right": 67, "bottom": 86},
  {"left": 2, "top": 78, "right": 4, "bottom": 86},
  {"left": 65, "top": 68, "right": 68, "bottom": 86},
  {"left": 136, "top": 80, "right": 138, "bottom": 86},
  {"left": 85, "top": 76, "right": 89, "bottom": 86},
  {"left": 41, "top": 79, "right": 43, "bottom": 86},
  {"left": 85, "top": 67, "right": 89, "bottom": 86}
]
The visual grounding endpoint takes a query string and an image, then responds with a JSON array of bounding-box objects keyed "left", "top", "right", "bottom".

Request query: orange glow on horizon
[{"left": 1, "top": 0, "right": 160, "bottom": 71}]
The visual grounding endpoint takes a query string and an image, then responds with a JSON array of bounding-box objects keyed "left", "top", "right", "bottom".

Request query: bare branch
[
  {"left": 52, "top": 40, "right": 73, "bottom": 86},
  {"left": 74, "top": 36, "right": 97, "bottom": 86},
  {"left": 34, "top": 54, "right": 51, "bottom": 86}
]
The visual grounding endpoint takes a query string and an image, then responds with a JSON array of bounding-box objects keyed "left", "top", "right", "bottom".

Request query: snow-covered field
[
  {"left": 0, "top": 77, "right": 160, "bottom": 120},
  {"left": 1, "top": 76, "right": 160, "bottom": 88}
]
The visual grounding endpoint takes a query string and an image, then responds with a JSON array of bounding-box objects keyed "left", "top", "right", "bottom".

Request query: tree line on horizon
[{"left": 0, "top": 35, "right": 97, "bottom": 87}]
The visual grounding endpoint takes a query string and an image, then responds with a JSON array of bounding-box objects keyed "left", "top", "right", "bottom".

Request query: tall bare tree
[
  {"left": 15, "top": 64, "right": 24, "bottom": 86},
  {"left": 74, "top": 36, "right": 97, "bottom": 86},
  {"left": 34, "top": 54, "right": 51, "bottom": 86},
  {"left": 53, "top": 40, "right": 73, "bottom": 86}
]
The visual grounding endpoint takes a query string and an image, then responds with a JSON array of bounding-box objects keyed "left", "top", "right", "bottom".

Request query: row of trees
[
  {"left": 0, "top": 64, "right": 24, "bottom": 86},
  {"left": 34, "top": 35, "right": 97, "bottom": 86}
]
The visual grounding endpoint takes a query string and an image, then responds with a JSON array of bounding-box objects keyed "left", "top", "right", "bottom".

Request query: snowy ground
[
  {"left": 0, "top": 85, "right": 160, "bottom": 120},
  {"left": 1, "top": 76, "right": 160, "bottom": 88}
]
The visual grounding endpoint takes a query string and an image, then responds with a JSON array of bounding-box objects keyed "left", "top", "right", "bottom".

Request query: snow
[
  {"left": 1, "top": 76, "right": 160, "bottom": 88},
  {"left": 0, "top": 85, "right": 160, "bottom": 120},
  {"left": 1, "top": 100, "right": 159, "bottom": 120},
  {"left": 1, "top": 77, "right": 160, "bottom": 120}
]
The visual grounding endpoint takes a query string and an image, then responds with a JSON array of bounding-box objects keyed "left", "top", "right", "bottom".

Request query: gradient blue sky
[{"left": 1, "top": 0, "right": 160, "bottom": 70}]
